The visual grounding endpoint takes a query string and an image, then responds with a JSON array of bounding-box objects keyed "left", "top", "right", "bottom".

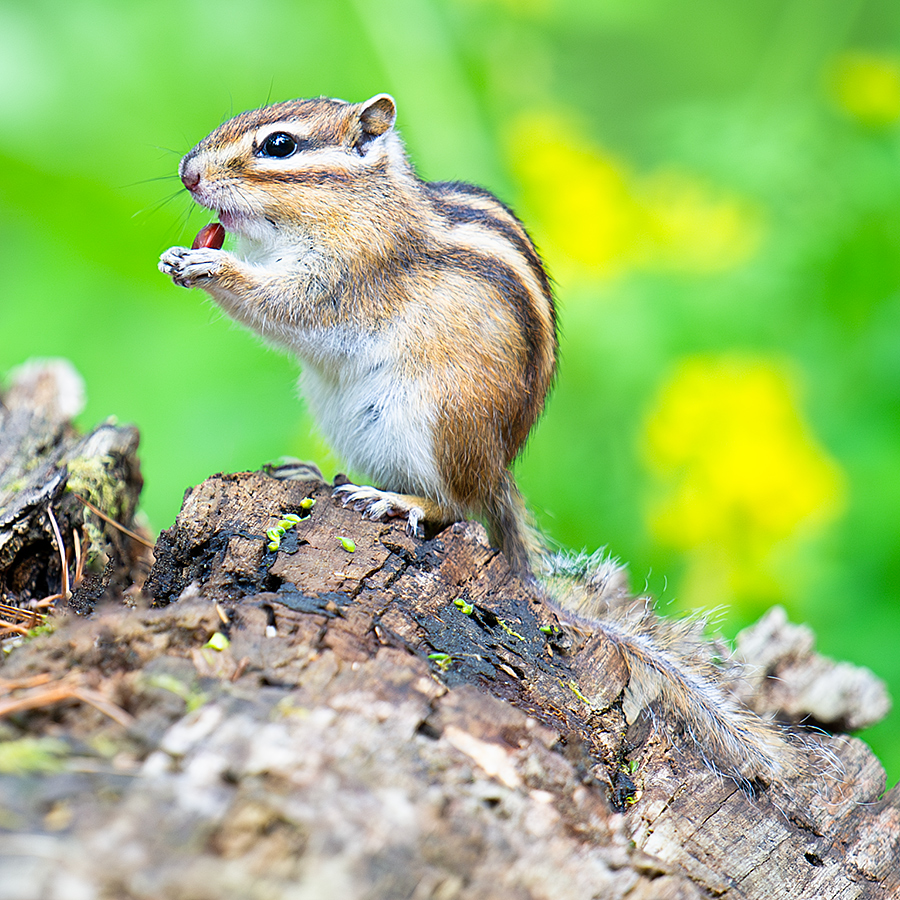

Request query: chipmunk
[{"left": 159, "top": 93, "right": 803, "bottom": 787}]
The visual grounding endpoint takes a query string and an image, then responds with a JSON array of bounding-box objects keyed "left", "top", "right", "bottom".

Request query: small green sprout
[
  {"left": 427, "top": 652, "right": 453, "bottom": 673},
  {"left": 204, "top": 632, "right": 230, "bottom": 651},
  {"left": 0, "top": 737, "right": 69, "bottom": 775},
  {"left": 146, "top": 673, "right": 207, "bottom": 712},
  {"left": 453, "top": 597, "right": 474, "bottom": 615},
  {"left": 498, "top": 620, "right": 525, "bottom": 641},
  {"left": 567, "top": 680, "right": 590, "bottom": 704},
  {"left": 26, "top": 623, "right": 55, "bottom": 640},
  {"left": 539, "top": 625, "right": 553, "bottom": 634},
  {"left": 628, "top": 758, "right": 640, "bottom": 774},
  {"left": 265, "top": 509, "right": 308, "bottom": 553},
  {"left": 299, "top": 497, "right": 316, "bottom": 510},
  {"left": 338, "top": 536, "right": 356, "bottom": 552}
]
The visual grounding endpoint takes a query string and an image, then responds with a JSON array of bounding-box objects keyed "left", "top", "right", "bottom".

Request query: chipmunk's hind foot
[{"left": 333, "top": 483, "right": 451, "bottom": 537}]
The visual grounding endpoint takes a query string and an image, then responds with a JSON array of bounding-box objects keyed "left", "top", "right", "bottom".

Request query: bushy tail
[
  {"left": 482, "top": 476, "right": 803, "bottom": 786},
  {"left": 595, "top": 603, "right": 801, "bottom": 785},
  {"left": 543, "top": 551, "right": 805, "bottom": 786}
]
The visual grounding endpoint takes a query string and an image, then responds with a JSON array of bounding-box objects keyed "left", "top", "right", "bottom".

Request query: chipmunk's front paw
[
  {"left": 158, "top": 247, "right": 224, "bottom": 288},
  {"left": 333, "top": 483, "right": 424, "bottom": 537}
]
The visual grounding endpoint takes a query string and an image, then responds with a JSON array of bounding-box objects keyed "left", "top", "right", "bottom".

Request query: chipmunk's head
[{"left": 178, "top": 94, "right": 403, "bottom": 241}]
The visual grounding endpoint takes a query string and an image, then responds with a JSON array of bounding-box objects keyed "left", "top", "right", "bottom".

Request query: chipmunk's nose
[{"left": 179, "top": 155, "right": 201, "bottom": 191}]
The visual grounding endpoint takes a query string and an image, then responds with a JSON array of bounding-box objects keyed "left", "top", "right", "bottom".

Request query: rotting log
[{"left": 0, "top": 365, "right": 897, "bottom": 900}]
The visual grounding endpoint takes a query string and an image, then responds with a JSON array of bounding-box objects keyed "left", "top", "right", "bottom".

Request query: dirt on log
[{"left": 0, "top": 363, "right": 897, "bottom": 900}]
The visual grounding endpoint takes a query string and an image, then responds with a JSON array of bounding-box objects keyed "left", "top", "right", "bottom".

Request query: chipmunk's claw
[{"left": 333, "top": 483, "right": 423, "bottom": 536}]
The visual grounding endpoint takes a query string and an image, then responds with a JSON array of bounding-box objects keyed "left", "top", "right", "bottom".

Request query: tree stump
[{"left": 0, "top": 362, "right": 896, "bottom": 900}]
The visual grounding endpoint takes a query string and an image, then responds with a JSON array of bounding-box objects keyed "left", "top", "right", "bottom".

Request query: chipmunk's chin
[{"left": 217, "top": 210, "right": 273, "bottom": 241}]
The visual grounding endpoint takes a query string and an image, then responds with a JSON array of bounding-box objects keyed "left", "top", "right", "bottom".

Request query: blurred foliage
[{"left": 0, "top": 0, "right": 898, "bottom": 782}]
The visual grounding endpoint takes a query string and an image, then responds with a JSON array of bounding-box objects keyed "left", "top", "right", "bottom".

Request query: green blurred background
[{"left": 1, "top": 0, "right": 898, "bottom": 782}]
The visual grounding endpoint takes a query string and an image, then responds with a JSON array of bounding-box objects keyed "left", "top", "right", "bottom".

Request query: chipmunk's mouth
[
  {"left": 217, "top": 209, "right": 270, "bottom": 237},
  {"left": 214, "top": 210, "right": 281, "bottom": 254},
  {"left": 217, "top": 210, "right": 242, "bottom": 233}
]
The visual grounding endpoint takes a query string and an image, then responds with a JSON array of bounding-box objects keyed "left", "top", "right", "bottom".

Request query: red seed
[{"left": 191, "top": 223, "right": 225, "bottom": 250}]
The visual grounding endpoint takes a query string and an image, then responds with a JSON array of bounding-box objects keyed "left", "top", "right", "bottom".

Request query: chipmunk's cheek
[{"left": 192, "top": 222, "right": 226, "bottom": 250}]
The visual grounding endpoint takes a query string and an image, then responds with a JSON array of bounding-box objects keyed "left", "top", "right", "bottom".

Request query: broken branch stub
[{"left": 0, "top": 360, "right": 150, "bottom": 616}]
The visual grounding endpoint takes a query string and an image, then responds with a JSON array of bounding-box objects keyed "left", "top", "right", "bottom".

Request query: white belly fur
[{"left": 293, "top": 328, "right": 443, "bottom": 498}]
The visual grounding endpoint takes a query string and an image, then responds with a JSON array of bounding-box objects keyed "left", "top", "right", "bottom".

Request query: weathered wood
[
  {"left": 0, "top": 382, "right": 896, "bottom": 898},
  {"left": 734, "top": 605, "right": 891, "bottom": 732},
  {"left": 0, "top": 360, "right": 150, "bottom": 618},
  {"left": 146, "top": 471, "right": 633, "bottom": 773}
]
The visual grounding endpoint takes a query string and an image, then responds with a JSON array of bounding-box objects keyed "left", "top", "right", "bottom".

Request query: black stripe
[
  {"left": 425, "top": 246, "right": 556, "bottom": 398},
  {"left": 428, "top": 180, "right": 519, "bottom": 220},
  {"left": 246, "top": 157, "right": 388, "bottom": 187},
  {"left": 209, "top": 98, "right": 350, "bottom": 146},
  {"left": 425, "top": 181, "right": 555, "bottom": 322},
  {"left": 245, "top": 169, "right": 354, "bottom": 186},
  {"left": 429, "top": 195, "right": 554, "bottom": 304}
]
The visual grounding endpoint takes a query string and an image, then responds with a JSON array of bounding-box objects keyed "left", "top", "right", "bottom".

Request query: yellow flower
[
  {"left": 506, "top": 112, "right": 763, "bottom": 278},
  {"left": 507, "top": 112, "right": 639, "bottom": 276},
  {"left": 638, "top": 168, "right": 764, "bottom": 274},
  {"left": 643, "top": 355, "right": 845, "bottom": 607},
  {"left": 829, "top": 51, "right": 900, "bottom": 126}
]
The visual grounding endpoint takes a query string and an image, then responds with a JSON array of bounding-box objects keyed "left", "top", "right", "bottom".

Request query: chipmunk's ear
[{"left": 357, "top": 94, "right": 397, "bottom": 152}]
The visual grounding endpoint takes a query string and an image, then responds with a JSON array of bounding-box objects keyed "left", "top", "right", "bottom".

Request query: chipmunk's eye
[{"left": 259, "top": 132, "right": 297, "bottom": 158}]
